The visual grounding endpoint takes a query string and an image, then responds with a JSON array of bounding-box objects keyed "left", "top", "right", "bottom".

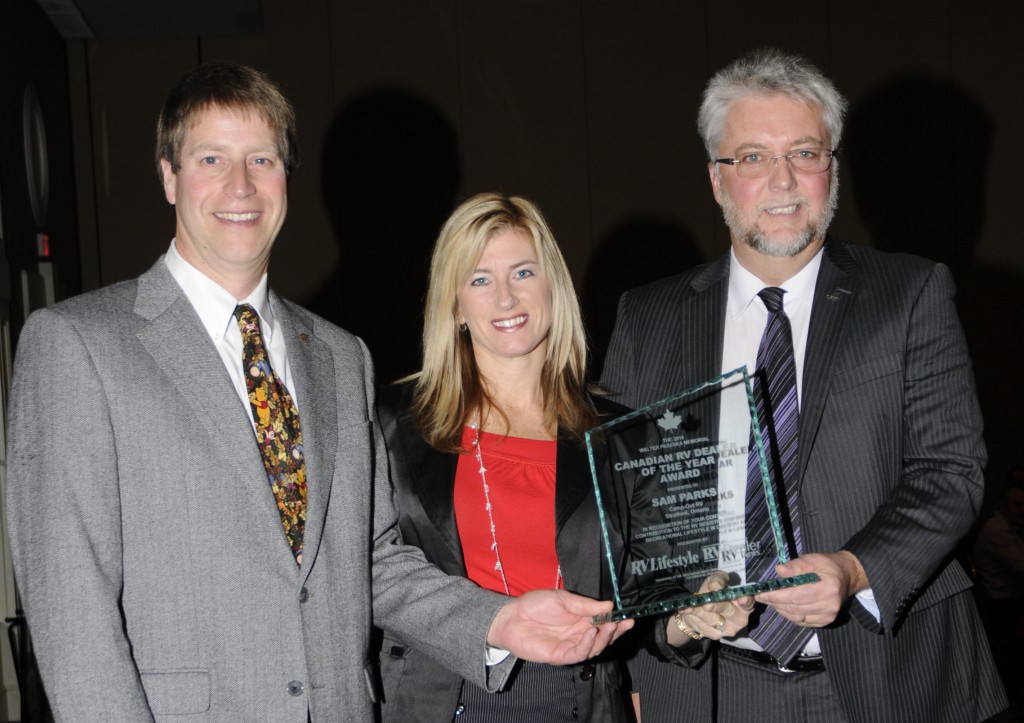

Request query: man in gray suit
[
  {"left": 602, "top": 48, "right": 1006, "bottom": 722},
  {"left": 4, "top": 61, "right": 629, "bottom": 722}
]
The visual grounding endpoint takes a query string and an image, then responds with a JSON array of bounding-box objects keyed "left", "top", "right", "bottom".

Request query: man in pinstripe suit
[{"left": 602, "top": 48, "right": 1006, "bottom": 722}]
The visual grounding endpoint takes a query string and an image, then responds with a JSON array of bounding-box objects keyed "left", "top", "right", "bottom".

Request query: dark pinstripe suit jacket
[{"left": 601, "top": 238, "right": 1007, "bottom": 722}]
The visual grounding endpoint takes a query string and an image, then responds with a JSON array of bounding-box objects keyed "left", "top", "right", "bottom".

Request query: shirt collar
[
  {"left": 163, "top": 239, "right": 273, "bottom": 343},
  {"left": 727, "top": 245, "right": 824, "bottom": 319}
]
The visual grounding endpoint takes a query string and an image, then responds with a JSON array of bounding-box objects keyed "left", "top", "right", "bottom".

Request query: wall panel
[
  {"left": 47, "top": 0, "right": 1024, "bottom": 493},
  {"left": 322, "top": 0, "right": 463, "bottom": 381},
  {"left": 456, "top": 1, "right": 591, "bottom": 280},
  {"left": 83, "top": 39, "right": 199, "bottom": 285},
  {"left": 202, "top": 0, "right": 337, "bottom": 309}
]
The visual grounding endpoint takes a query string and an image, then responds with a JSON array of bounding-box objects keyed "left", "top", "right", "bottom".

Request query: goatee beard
[
  {"left": 741, "top": 226, "right": 816, "bottom": 258},
  {"left": 722, "top": 172, "right": 839, "bottom": 258}
]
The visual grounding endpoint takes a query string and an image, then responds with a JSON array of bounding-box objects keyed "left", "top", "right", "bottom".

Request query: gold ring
[
  {"left": 714, "top": 613, "right": 726, "bottom": 632},
  {"left": 674, "top": 611, "right": 703, "bottom": 640}
]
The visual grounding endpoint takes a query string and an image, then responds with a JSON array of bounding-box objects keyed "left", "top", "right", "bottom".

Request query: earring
[{"left": 459, "top": 322, "right": 468, "bottom": 332}]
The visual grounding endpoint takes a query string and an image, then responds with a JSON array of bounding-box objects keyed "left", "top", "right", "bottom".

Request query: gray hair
[{"left": 698, "top": 48, "right": 848, "bottom": 160}]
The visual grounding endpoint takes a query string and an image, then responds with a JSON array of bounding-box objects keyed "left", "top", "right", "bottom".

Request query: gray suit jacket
[
  {"left": 601, "top": 239, "right": 1007, "bottom": 722},
  {"left": 5, "top": 258, "right": 510, "bottom": 722}
]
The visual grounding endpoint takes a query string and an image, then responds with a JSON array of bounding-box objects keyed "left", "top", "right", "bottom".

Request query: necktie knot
[
  {"left": 235, "top": 304, "right": 259, "bottom": 334},
  {"left": 758, "top": 287, "right": 786, "bottom": 313}
]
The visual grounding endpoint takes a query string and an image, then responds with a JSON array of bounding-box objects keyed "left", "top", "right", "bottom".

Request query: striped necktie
[{"left": 745, "top": 287, "right": 810, "bottom": 664}]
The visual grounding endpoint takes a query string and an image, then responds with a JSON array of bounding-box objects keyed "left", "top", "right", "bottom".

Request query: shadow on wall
[
  {"left": 843, "top": 74, "right": 992, "bottom": 276},
  {"left": 310, "top": 87, "right": 461, "bottom": 385},
  {"left": 844, "top": 75, "right": 1023, "bottom": 501},
  {"left": 582, "top": 216, "right": 705, "bottom": 380}
]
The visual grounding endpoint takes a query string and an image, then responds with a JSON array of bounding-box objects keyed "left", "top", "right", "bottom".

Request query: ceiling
[{"left": 35, "top": 0, "right": 263, "bottom": 38}]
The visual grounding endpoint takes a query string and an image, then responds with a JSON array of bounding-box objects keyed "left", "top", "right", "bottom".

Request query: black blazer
[
  {"left": 375, "top": 383, "right": 631, "bottom": 723},
  {"left": 602, "top": 238, "right": 1007, "bottom": 722}
]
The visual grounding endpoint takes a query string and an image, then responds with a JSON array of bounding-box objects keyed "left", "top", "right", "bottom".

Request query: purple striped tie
[{"left": 745, "top": 287, "right": 811, "bottom": 664}]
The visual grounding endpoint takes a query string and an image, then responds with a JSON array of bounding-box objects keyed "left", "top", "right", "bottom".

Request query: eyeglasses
[{"left": 714, "top": 148, "right": 837, "bottom": 178}]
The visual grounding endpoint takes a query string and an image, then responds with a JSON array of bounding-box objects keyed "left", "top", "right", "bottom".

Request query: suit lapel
[
  {"left": 554, "top": 435, "right": 597, "bottom": 588},
  {"left": 414, "top": 445, "right": 465, "bottom": 572},
  {"left": 554, "top": 436, "right": 590, "bottom": 534},
  {"left": 798, "top": 240, "right": 859, "bottom": 481},
  {"left": 133, "top": 262, "right": 295, "bottom": 567},
  {"left": 680, "top": 258, "right": 729, "bottom": 391},
  {"left": 387, "top": 397, "right": 465, "bottom": 571},
  {"left": 271, "top": 295, "right": 338, "bottom": 579}
]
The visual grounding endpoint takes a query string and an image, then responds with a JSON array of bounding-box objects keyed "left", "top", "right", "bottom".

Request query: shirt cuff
[
  {"left": 855, "top": 587, "right": 881, "bottom": 622},
  {"left": 485, "top": 645, "right": 511, "bottom": 666}
]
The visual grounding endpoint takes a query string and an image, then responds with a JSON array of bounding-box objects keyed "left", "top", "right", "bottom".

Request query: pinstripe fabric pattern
[
  {"left": 603, "top": 240, "right": 1007, "bottom": 723},
  {"left": 717, "top": 652, "right": 851, "bottom": 722},
  {"left": 745, "top": 288, "right": 810, "bottom": 663},
  {"left": 455, "top": 662, "right": 577, "bottom": 722}
]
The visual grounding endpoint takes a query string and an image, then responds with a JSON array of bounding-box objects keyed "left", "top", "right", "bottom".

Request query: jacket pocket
[
  {"left": 140, "top": 669, "right": 211, "bottom": 714},
  {"left": 364, "top": 660, "right": 381, "bottom": 705},
  {"left": 377, "top": 637, "right": 408, "bottom": 711}
]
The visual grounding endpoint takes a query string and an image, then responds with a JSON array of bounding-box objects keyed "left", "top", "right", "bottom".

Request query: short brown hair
[{"left": 155, "top": 61, "right": 299, "bottom": 180}]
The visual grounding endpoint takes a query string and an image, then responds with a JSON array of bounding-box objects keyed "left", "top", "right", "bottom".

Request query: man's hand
[
  {"left": 486, "top": 590, "right": 634, "bottom": 665},
  {"left": 754, "top": 551, "right": 869, "bottom": 627}
]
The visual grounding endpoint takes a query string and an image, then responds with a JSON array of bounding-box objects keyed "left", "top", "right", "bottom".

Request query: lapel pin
[
  {"left": 298, "top": 333, "right": 311, "bottom": 344},
  {"left": 825, "top": 288, "right": 852, "bottom": 302}
]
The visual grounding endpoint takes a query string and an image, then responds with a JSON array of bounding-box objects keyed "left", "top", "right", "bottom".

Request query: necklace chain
[{"left": 470, "top": 424, "right": 562, "bottom": 595}]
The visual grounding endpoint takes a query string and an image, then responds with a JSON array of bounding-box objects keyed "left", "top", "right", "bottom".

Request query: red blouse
[{"left": 454, "top": 426, "right": 561, "bottom": 597}]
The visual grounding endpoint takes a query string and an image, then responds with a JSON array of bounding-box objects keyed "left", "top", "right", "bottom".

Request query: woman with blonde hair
[{"left": 376, "top": 192, "right": 747, "bottom": 721}]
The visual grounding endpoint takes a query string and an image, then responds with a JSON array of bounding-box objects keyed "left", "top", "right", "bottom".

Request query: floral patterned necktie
[{"left": 236, "top": 304, "right": 306, "bottom": 564}]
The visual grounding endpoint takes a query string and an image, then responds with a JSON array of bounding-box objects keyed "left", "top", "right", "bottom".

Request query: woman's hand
[{"left": 666, "top": 571, "right": 754, "bottom": 646}]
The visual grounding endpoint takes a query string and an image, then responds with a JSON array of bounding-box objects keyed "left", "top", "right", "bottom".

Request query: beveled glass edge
[
  {"left": 584, "top": 366, "right": 757, "bottom": 610},
  {"left": 745, "top": 365, "right": 792, "bottom": 565},
  {"left": 590, "top": 572, "right": 820, "bottom": 624},
  {"left": 588, "top": 366, "right": 751, "bottom": 435}
]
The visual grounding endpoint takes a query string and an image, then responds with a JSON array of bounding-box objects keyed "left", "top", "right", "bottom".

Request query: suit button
[
  {"left": 454, "top": 705, "right": 465, "bottom": 716},
  {"left": 299, "top": 587, "right": 309, "bottom": 603},
  {"left": 579, "top": 664, "right": 595, "bottom": 681},
  {"left": 287, "top": 680, "right": 304, "bottom": 696}
]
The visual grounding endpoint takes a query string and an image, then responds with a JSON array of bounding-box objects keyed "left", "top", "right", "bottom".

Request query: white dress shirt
[
  {"left": 721, "top": 247, "right": 878, "bottom": 655},
  {"left": 163, "top": 240, "right": 299, "bottom": 421}
]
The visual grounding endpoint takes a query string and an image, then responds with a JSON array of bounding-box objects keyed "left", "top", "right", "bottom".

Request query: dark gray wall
[{"left": 23, "top": 0, "right": 1024, "bottom": 496}]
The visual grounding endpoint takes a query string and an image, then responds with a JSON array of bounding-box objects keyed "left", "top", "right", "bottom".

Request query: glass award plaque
[{"left": 587, "top": 366, "right": 818, "bottom": 623}]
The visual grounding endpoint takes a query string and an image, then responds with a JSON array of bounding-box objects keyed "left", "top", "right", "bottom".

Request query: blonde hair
[{"left": 410, "top": 192, "right": 596, "bottom": 452}]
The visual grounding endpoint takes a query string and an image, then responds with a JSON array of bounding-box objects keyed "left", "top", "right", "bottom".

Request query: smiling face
[
  {"left": 710, "top": 93, "right": 837, "bottom": 271},
  {"left": 456, "top": 228, "right": 553, "bottom": 375},
  {"left": 161, "top": 105, "right": 287, "bottom": 298}
]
